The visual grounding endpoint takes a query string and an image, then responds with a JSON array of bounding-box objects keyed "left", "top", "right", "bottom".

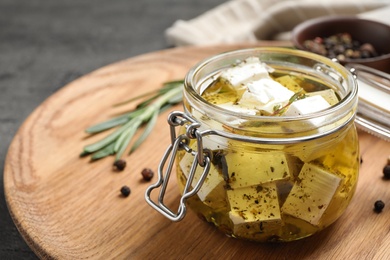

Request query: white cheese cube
[
  {"left": 239, "top": 78, "right": 294, "bottom": 114},
  {"left": 179, "top": 144, "right": 227, "bottom": 209},
  {"left": 284, "top": 95, "right": 331, "bottom": 128},
  {"left": 191, "top": 109, "right": 228, "bottom": 150},
  {"left": 281, "top": 163, "right": 342, "bottom": 226},
  {"left": 225, "top": 151, "right": 290, "bottom": 189},
  {"left": 227, "top": 183, "right": 282, "bottom": 236},
  {"left": 306, "top": 89, "right": 339, "bottom": 106},
  {"left": 285, "top": 95, "right": 330, "bottom": 116},
  {"left": 219, "top": 57, "right": 272, "bottom": 89}
]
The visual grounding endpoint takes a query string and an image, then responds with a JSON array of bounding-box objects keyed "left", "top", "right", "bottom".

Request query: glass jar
[{"left": 146, "top": 47, "right": 359, "bottom": 242}]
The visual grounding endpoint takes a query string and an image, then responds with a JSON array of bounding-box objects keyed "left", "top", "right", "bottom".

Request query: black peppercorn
[
  {"left": 141, "top": 168, "right": 154, "bottom": 181},
  {"left": 383, "top": 165, "right": 390, "bottom": 180},
  {"left": 303, "top": 33, "right": 379, "bottom": 60},
  {"left": 120, "top": 185, "right": 131, "bottom": 197},
  {"left": 113, "top": 159, "right": 127, "bottom": 171},
  {"left": 374, "top": 200, "right": 385, "bottom": 213}
]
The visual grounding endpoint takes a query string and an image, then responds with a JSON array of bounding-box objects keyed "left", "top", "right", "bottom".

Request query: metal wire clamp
[{"left": 145, "top": 111, "right": 211, "bottom": 221}]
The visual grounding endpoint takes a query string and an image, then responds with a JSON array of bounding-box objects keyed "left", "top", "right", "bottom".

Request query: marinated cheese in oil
[{"left": 173, "top": 49, "right": 359, "bottom": 242}]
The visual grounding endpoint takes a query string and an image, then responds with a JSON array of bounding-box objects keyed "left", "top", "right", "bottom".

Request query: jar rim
[{"left": 184, "top": 47, "right": 357, "bottom": 123}]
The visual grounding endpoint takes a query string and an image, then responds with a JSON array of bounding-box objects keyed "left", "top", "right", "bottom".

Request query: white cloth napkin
[{"left": 165, "top": 0, "right": 390, "bottom": 46}]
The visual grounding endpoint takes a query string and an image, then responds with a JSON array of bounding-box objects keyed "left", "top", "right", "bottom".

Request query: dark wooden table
[{"left": 0, "top": 1, "right": 225, "bottom": 258}]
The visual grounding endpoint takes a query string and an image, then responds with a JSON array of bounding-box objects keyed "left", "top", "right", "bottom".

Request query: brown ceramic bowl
[{"left": 291, "top": 16, "right": 390, "bottom": 73}]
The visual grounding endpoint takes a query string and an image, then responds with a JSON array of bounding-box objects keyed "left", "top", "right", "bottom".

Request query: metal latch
[{"left": 145, "top": 111, "right": 211, "bottom": 221}]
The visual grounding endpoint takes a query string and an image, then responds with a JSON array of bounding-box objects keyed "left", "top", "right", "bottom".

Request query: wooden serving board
[{"left": 4, "top": 43, "right": 390, "bottom": 259}]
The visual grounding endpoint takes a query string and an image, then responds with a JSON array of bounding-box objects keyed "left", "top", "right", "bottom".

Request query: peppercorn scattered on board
[{"left": 4, "top": 44, "right": 390, "bottom": 259}]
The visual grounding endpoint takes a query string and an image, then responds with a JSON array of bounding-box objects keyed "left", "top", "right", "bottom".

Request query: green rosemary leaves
[{"left": 80, "top": 80, "right": 184, "bottom": 162}]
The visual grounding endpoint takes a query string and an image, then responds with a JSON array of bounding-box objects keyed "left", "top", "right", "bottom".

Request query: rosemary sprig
[
  {"left": 271, "top": 90, "right": 306, "bottom": 116},
  {"left": 81, "top": 80, "right": 184, "bottom": 162}
]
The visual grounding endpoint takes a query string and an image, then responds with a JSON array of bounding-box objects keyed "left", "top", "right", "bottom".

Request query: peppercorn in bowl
[{"left": 291, "top": 16, "right": 390, "bottom": 73}]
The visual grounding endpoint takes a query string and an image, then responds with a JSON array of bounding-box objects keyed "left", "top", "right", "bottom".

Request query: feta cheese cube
[
  {"left": 285, "top": 95, "right": 330, "bottom": 116},
  {"left": 275, "top": 75, "right": 305, "bottom": 93},
  {"left": 306, "top": 89, "right": 339, "bottom": 106},
  {"left": 227, "top": 183, "right": 282, "bottom": 237},
  {"left": 191, "top": 109, "right": 228, "bottom": 151},
  {"left": 225, "top": 151, "right": 290, "bottom": 189},
  {"left": 219, "top": 57, "right": 272, "bottom": 89},
  {"left": 239, "top": 78, "right": 294, "bottom": 114},
  {"left": 281, "top": 163, "right": 342, "bottom": 225},
  {"left": 284, "top": 95, "right": 331, "bottom": 128},
  {"left": 179, "top": 143, "right": 227, "bottom": 209}
]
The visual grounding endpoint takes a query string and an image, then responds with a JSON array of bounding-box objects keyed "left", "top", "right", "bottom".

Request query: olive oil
[
  {"left": 142, "top": 48, "right": 358, "bottom": 243},
  {"left": 176, "top": 66, "right": 359, "bottom": 242}
]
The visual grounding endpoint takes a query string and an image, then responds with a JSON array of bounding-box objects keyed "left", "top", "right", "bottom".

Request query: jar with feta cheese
[{"left": 146, "top": 47, "right": 359, "bottom": 242}]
